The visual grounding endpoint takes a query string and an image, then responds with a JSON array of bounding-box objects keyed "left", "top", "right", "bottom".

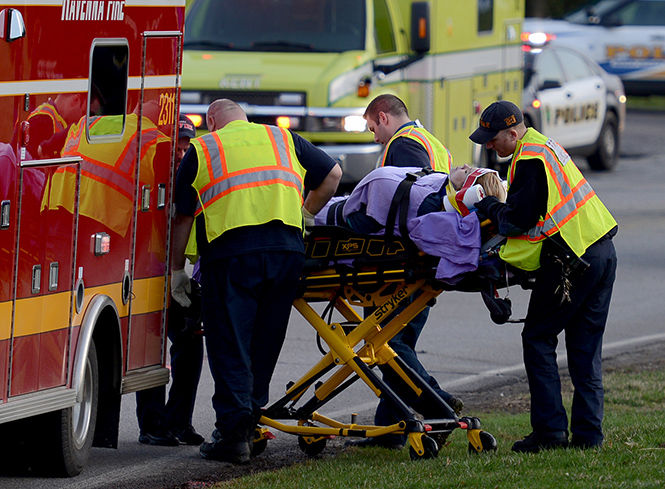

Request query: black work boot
[
  {"left": 200, "top": 435, "right": 250, "bottom": 464},
  {"left": 200, "top": 414, "right": 254, "bottom": 464},
  {"left": 511, "top": 431, "right": 569, "bottom": 453}
]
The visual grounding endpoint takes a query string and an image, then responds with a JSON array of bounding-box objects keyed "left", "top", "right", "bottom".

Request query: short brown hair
[{"left": 364, "top": 94, "right": 409, "bottom": 123}]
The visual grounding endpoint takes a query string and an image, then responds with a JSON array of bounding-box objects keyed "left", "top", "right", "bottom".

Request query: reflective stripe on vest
[
  {"left": 28, "top": 102, "right": 67, "bottom": 134},
  {"left": 46, "top": 114, "right": 169, "bottom": 236},
  {"left": 380, "top": 125, "right": 452, "bottom": 173},
  {"left": 193, "top": 125, "right": 303, "bottom": 216},
  {"left": 61, "top": 115, "right": 166, "bottom": 200},
  {"left": 513, "top": 142, "right": 597, "bottom": 241}
]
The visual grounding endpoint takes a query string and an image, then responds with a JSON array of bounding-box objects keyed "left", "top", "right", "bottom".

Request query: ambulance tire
[
  {"left": 588, "top": 112, "right": 619, "bottom": 171},
  {"left": 50, "top": 340, "right": 100, "bottom": 476}
]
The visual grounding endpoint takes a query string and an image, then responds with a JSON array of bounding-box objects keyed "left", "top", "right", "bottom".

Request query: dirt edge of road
[{"left": 175, "top": 341, "right": 665, "bottom": 489}]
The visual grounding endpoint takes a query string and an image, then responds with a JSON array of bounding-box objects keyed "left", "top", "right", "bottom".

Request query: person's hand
[
  {"left": 302, "top": 206, "right": 315, "bottom": 236},
  {"left": 171, "top": 269, "right": 191, "bottom": 307}
]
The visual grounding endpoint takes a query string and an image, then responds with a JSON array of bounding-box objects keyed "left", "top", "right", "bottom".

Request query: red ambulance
[{"left": 0, "top": 0, "right": 185, "bottom": 476}]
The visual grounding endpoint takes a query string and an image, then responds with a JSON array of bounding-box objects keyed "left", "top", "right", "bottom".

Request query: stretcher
[{"left": 252, "top": 225, "right": 532, "bottom": 460}]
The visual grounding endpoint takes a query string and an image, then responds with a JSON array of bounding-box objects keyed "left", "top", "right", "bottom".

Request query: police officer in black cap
[{"left": 469, "top": 100, "right": 618, "bottom": 453}]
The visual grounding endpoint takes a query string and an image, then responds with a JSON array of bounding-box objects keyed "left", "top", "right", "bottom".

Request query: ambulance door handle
[
  {"left": 32, "top": 265, "right": 41, "bottom": 294},
  {"left": 1, "top": 200, "right": 10, "bottom": 229},
  {"left": 566, "top": 92, "right": 573, "bottom": 98}
]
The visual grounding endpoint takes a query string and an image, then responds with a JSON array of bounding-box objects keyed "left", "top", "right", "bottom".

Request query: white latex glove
[
  {"left": 170, "top": 269, "right": 192, "bottom": 308},
  {"left": 302, "top": 206, "right": 315, "bottom": 236}
]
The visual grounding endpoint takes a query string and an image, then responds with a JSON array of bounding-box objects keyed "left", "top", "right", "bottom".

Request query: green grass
[
  {"left": 626, "top": 95, "right": 665, "bottom": 110},
  {"left": 211, "top": 363, "right": 665, "bottom": 489}
]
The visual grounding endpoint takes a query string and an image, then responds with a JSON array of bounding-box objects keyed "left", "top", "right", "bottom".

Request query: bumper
[{"left": 318, "top": 143, "right": 382, "bottom": 189}]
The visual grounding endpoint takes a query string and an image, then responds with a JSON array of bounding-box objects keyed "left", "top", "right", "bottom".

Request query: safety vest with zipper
[
  {"left": 499, "top": 128, "right": 617, "bottom": 271},
  {"left": 185, "top": 120, "right": 306, "bottom": 261},
  {"left": 380, "top": 123, "right": 452, "bottom": 173}
]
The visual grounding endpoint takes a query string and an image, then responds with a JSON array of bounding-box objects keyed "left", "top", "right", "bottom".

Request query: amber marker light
[
  {"left": 202, "top": 54, "right": 213, "bottom": 60},
  {"left": 357, "top": 78, "right": 370, "bottom": 98},
  {"left": 187, "top": 114, "right": 204, "bottom": 128},
  {"left": 277, "top": 116, "right": 291, "bottom": 129},
  {"left": 532, "top": 99, "right": 542, "bottom": 109}
]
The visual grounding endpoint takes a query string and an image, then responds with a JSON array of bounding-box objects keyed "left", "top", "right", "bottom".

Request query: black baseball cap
[
  {"left": 178, "top": 114, "right": 196, "bottom": 139},
  {"left": 469, "top": 100, "right": 523, "bottom": 144}
]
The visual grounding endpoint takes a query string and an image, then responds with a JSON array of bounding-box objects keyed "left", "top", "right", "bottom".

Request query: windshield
[
  {"left": 185, "top": 0, "right": 365, "bottom": 53},
  {"left": 565, "top": 0, "right": 622, "bottom": 23}
]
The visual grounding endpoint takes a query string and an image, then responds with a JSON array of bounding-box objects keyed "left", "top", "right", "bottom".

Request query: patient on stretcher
[{"left": 314, "top": 165, "right": 506, "bottom": 281}]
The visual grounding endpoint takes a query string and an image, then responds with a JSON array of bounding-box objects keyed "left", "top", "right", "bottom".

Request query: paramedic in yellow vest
[
  {"left": 356, "top": 94, "right": 461, "bottom": 451},
  {"left": 364, "top": 94, "right": 452, "bottom": 173},
  {"left": 170, "top": 99, "right": 341, "bottom": 464},
  {"left": 470, "top": 101, "right": 618, "bottom": 453}
]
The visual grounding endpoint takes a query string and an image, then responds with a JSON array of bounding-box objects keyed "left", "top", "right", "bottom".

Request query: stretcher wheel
[
  {"left": 297, "top": 435, "right": 327, "bottom": 457},
  {"left": 468, "top": 431, "right": 497, "bottom": 454},
  {"left": 409, "top": 435, "right": 439, "bottom": 461},
  {"left": 251, "top": 432, "right": 268, "bottom": 457}
]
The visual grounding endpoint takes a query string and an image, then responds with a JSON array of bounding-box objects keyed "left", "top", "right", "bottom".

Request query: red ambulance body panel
[{"left": 0, "top": 0, "right": 185, "bottom": 475}]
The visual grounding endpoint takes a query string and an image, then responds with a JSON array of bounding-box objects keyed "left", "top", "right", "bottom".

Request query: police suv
[
  {"left": 521, "top": 43, "right": 626, "bottom": 171},
  {"left": 523, "top": 0, "right": 665, "bottom": 96}
]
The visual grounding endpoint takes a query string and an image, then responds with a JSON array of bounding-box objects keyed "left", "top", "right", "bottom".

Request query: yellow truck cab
[{"left": 181, "top": 0, "right": 523, "bottom": 190}]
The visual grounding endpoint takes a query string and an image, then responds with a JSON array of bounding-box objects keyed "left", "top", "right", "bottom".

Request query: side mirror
[
  {"left": 539, "top": 79, "right": 562, "bottom": 90},
  {"left": 0, "top": 8, "right": 26, "bottom": 42},
  {"left": 411, "top": 2, "right": 430, "bottom": 53}
]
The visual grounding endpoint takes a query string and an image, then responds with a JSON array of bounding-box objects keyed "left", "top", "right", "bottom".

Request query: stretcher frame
[{"left": 254, "top": 226, "right": 500, "bottom": 459}]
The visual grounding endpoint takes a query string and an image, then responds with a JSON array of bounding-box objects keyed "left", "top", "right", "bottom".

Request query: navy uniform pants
[
  {"left": 524, "top": 235, "right": 617, "bottom": 445},
  {"left": 200, "top": 250, "right": 304, "bottom": 439},
  {"left": 371, "top": 304, "right": 455, "bottom": 444},
  {"left": 135, "top": 291, "right": 204, "bottom": 435},
  {"left": 164, "top": 323, "right": 204, "bottom": 432}
]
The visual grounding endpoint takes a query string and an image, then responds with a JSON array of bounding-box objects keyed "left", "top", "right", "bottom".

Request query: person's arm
[
  {"left": 303, "top": 164, "right": 342, "bottom": 215},
  {"left": 475, "top": 158, "right": 547, "bottom": 236},
  {"left": 291, "top": 132, "right": 342, "bottom": 214}
]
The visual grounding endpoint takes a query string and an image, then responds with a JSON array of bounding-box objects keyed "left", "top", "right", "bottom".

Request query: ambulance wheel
[
  {"left": 297, "top": 435, "right": 327, "bottom": 457},
  {"left": 50, "top": 341, "right": 100, "bottom": 476},
  {"left": 588, "top": 112, "right": 618, "bottom": 171},
  {"left": 409, "top": 435, "right": 439, "bottom": 461},
  {"left": 251, "top": 430, "right": 268, "bottom": 457},
  {"left": 468, "top": 431, "right": 497, "bottom": 454}
]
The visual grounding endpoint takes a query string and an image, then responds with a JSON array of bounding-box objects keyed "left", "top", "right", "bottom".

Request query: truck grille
[{"left": 199, "top": 90, "right": 306, "bottom": 107}]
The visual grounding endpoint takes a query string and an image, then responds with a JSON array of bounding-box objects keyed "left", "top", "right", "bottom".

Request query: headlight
[
  {"left": 343, "top": 115, "right": 366, "bottom": 132},
  {"left": 521, "top": 31, "right": 556, "bottom": 46}
]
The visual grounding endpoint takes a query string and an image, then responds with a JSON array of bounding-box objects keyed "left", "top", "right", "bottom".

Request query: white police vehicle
[
  {"left": 521, "top": 43, "right": 626, "bottom": 171},
  {"left": 523, "top": 0, "right": 665, "bottom": 95}
]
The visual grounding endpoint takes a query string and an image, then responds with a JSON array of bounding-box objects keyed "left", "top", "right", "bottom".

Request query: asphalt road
[{"left": 2, "top": 108, "right": 664, "bottom": 489}]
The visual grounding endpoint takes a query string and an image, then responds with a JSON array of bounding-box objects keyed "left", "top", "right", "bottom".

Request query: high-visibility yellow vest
[
  {"left": 27, "top": 100, "right": 67, "bottom": 134},
  {"left": 43, "top": 114, "right": 168, "bottom": 236},
  {"left": 499, "top": 128, "right": 617, "bottom": 271},
  {"left": 185, "top": 120, "right": 306, "bottom": 260},
  {"left": 380, "top": 124, "right": 452, "bottom": 173}
]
